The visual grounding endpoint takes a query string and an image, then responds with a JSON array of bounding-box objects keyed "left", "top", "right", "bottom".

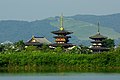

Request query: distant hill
[
  {"left": 0, "top": 13, "right": 120, "bottom": 46},
  {"left": 69, "top": 13, "right": 120, "bottom": 33},
  {"left": 0, "top": 20, "right": 57, "bottom": 42},
  {"left": 49, "top": 17, "right": 120, "bottom": 40}
]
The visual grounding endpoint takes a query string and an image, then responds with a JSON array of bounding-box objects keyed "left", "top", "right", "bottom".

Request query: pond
[{"left": 0, "top": 73, "right": 120, "bottom": 80}]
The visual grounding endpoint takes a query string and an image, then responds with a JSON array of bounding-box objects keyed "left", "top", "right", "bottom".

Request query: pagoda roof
[
  {"left": 89, "top": 33, "right": 107, "bottom": 39},
  {"left": 51, "top": 29, "right": 73, "bottom": 35}
]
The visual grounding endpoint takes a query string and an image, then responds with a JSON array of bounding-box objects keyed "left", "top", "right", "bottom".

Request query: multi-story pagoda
[
  {"left": 50, "top": 14, "right": 74, "bottom": 48},
  {"left": 89, "top": 23, "right": 109, "bottom": 53}
]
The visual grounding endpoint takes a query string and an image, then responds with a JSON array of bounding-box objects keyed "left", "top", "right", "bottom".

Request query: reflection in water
[{"left": 0, "top": 73, "right": 120, "bottom": 80}]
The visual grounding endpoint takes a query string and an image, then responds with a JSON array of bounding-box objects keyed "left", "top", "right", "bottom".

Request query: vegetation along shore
[{"left": 0, "top": 41, "right": 120, "bottom": 73}]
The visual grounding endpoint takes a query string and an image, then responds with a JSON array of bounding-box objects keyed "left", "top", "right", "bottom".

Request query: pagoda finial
[
  {"left": 32, "top": 35, "right": 35, "bottom": 39},
  {"left": 97, "top": 22, "right": 100, "bottom": 34},
  {"left": 60, "top": 13, "right": 64, "bottom": 31}
]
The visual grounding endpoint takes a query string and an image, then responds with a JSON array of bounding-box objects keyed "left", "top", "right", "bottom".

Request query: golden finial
[
  {"left": 60, "top": 27, "right": 64, "bottom": 31},
  {"left": 32, "top": 35, "right": 35, "bottom": 39},
  {"left": 60, "top": 13, "right": 64, "bottom": 30}
]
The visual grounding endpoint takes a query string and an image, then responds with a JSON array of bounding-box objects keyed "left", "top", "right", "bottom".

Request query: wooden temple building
[
  {"left": 25, "top": 36, "right": 51, "bottom": 47},
  {"left": 89, "top": 23, "right": 109, "bottom": 53},
  {"left": 49, "top": 14, "right": 74, "bottom": 48}
]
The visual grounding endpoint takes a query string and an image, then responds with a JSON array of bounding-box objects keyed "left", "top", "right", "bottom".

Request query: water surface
[{"left": 0, "top": 73, "right": 120, "bottom": 80}]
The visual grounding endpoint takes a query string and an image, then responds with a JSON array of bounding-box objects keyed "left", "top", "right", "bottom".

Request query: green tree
[
  {"left": 41, "top": 44, "right": 51, "bottom": 52},
  {"left": 79, "top": 45, "right": 91, "bottom": 54},
  {"left": 67, "top": 46, "right": 81, "bottom": 54},
  {"left": 25, "top": 46, "right": 38, "bottom": 52},
  {"left": 14, "top": 40, "right": 25, "bottom": 51},
  {"left": 102, "top": 39, "right": 115, "bottom": 48},
  {"left": 54, "top": 46, "right": 63, "bottom": 53},
  {"left": 0, "top": 45, "right": 5, "bottom": 52},
  {"left": 1, "top": 42, "right": 14, "bottom": 52}
]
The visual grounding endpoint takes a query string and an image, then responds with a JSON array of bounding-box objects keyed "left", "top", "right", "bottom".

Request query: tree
[
  {"left": 1, "top": 41, "right": 14, "bottom": 52},
  {"left": 79, "top": 45, "right": 91, "bottom": 54},
  {"left": 0, "top": 45, "right": 5, "bottom": 52},
  {"left": 25, "top": 46, "right": 38, "bottom": 51},
  {"left": 102, "top": 39, "right": 115, "bottom": 48},
  {"left": 41, "top": 44, "right": 51, "bottom": 52},
  {"left": 67, "top": 46, "right": 81, "bottom": 54},
  {"left": 54, "top": 46, "right": 64, "bottom": 53},
  {"left": 14, "top": 40, "right": 25, "bottom": 51}
]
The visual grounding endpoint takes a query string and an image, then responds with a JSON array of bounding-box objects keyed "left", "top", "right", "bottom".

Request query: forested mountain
[
  {"left": 70, "top": 13, "right": 120, "bottom": 33},
  {"left": 0, "top": 13, "right": 120, "bottom": 46}
]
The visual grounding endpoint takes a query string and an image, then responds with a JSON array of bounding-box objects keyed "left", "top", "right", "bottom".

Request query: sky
[{"left": 0, "top": 0, "right": 120, "bottom": 21}]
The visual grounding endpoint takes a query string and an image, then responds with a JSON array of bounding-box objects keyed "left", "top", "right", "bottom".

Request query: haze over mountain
[{"left": 0, "top": 13, "right": 120, "bottom": 46}]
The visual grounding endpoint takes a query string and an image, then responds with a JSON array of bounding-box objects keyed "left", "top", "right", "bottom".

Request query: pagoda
[
  {"left": 50, "top": 14, "right": 74, "bottom": 48},
  {"left": 89, "top": 23, "right": 109, "bottom": 53}
]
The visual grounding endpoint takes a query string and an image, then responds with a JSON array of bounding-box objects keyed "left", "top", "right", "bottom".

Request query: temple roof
[
  {"left": 26, "top": 36, "right": 51, "bottom": 44},
  {"left": 89, "top": 33, "right": 107, "bottom": 39},
  {"left": 25, "top": 42, "right": 43, "bottom": 46}
]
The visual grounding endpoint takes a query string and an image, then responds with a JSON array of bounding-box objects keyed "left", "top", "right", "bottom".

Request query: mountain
[
  {"left": 49, "top": 17, "right": 120, "bottom": 40},
  {"left": 69, "top": 13, "right": 120, "bottom": 33},
  {"left": 0, "top": 13, "right": 120, "bottom": 46},
  {"left": 0, "top": 20, "right": 57, "bottom": 42}
]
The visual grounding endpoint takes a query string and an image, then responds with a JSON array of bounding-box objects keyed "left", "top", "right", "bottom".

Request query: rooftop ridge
[{"left": 34, "top": 36, "right": 45, "bottom": 38}]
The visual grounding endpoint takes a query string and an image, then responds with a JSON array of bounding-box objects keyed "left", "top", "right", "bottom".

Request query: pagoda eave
[
  {"left": 54, "top": 36, "right": 71, "bottom": 38},
  {"left": 91, "top": 41, "right": 102, "bottom": 43},
  {"left": 89, "top": 37, "right": 106, "bottom": 40},
  {"left": 49, "top": 43, "right": 74, "bottom": 48},
  {"left": 89, "top": 47, "right": 110, "bottom": 50},
  {"left": 89, "top": 33, "right": 107, "bottom": 39},
  {"left": 51, "top": 30, "right": 73, "bottom": 35}
]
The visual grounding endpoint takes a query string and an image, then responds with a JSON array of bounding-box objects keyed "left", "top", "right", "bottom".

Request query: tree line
[{"left": 0, "top": 38, "right": 119, "bottom": 73}]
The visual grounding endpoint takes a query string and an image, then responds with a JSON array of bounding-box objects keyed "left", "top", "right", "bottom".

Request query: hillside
[
  {"left": 0, "top": 13, "right": 120, "bottom": 46},
  {"left": 49, "top": 17, "right": 120, "bottom": 40},
  {"left": 0, "top": 20, "right": 57, "bottom": 42},
  {"left": 70, "top": 13, "right": 120, "bottom": 33}
]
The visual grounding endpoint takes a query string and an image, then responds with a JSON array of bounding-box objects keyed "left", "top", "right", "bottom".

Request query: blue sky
[{"left": 0, "top": 0, "right": 120, "bottom": 21}]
